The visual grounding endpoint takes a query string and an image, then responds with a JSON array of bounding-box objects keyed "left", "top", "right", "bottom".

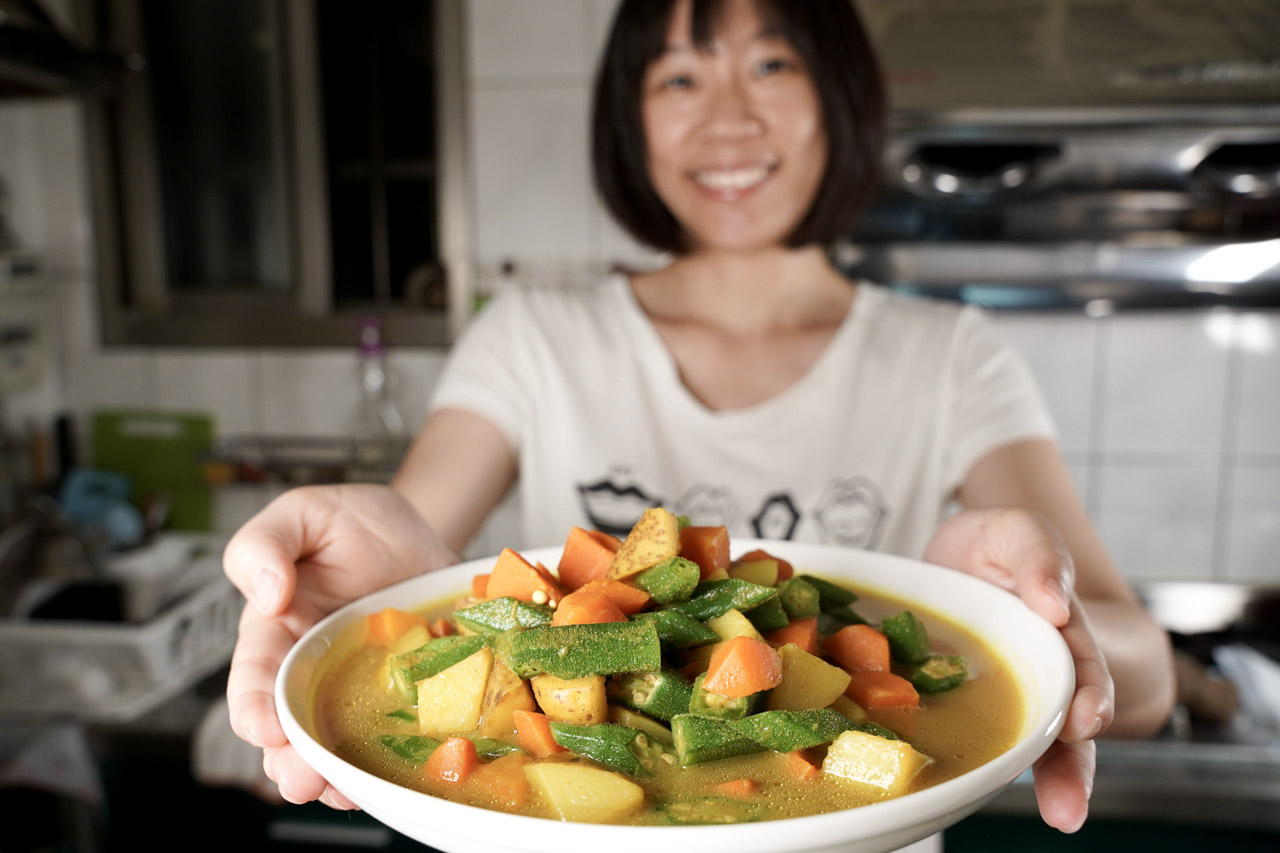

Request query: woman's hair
[{"left": 591, "top": 0, "right": 888, "bottom": 255}]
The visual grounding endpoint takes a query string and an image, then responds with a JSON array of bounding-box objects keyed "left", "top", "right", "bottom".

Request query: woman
[{"left": 223, "top": 0, "right": 1175, "bottom": 838}]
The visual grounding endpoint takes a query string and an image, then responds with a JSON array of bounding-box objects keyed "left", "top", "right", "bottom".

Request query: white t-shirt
[{"left": 428, "top": 275, "right": 1056, "bottom": 557}]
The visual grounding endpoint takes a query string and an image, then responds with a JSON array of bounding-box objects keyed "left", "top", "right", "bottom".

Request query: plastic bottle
[{"left": 349, "top": 315, "right": 408, "bottom": 482}]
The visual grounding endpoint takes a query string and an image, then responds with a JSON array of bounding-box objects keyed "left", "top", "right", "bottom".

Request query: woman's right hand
[{"left": 222, "top": 483, "right": 459, "bottom": 807}]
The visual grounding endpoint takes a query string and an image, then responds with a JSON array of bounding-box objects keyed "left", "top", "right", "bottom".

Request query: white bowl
[{"left": 277, "top": 540, "right": 1073, "bottom": 853}]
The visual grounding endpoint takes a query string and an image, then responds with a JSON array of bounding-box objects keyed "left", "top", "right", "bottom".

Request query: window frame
[{"left": 81, "top": 0, "right": 473, "bottom": 348}]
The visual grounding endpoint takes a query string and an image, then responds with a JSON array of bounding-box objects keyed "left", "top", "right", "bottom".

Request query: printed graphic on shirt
[
  {"left": 576, "top": 471, "right": 662, "bottom": 538},
  {"left": 813, "top": 476, "right": 889, "bottom": 548},
  {"left": 674, "top": 483, "right": 744, "bottom": 532},
  {"left": 753, "top": 494, "right": 801, "bottom": 539}
]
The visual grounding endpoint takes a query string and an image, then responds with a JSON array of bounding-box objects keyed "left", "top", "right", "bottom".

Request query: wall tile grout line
[{"left": 1210, "top": 312, "right": 1245, "bottom": 581}]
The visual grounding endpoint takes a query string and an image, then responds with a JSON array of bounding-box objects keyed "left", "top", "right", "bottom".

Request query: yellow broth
[{"left": 311, "top": 576, "right": 1024, "bottom": 824}]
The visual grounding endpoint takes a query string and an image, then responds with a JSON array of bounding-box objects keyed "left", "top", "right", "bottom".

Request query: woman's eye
[
  {"left": 755, "top": 57, "right": 793, "bottom": 77},
  {"left": 662, "top": 73, "right": 695, "bottom": 90}
]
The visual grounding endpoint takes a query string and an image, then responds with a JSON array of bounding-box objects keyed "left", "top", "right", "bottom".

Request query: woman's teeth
[{"left": 694, "top": 166, "right": 770, "bottom": 191}]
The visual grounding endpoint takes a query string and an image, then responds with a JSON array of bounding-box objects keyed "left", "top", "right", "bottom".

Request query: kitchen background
[{"left": 0, "top": 0, "right": 1278, "bottom": 851}]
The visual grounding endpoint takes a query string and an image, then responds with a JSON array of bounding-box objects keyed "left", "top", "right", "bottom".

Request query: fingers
[
  {"left": 1057, "top": 600, "right": 1115, "bottom": 742},
  {"left": 224, "top": 494, "right": 309, "bottom": 616},
  {"left": 227, "top": 605, "right": 296, "bottom": 749},
  {"left": 1031, "top": 738, "right": 1096, "bottom": 833},
  {"left": 264, "top": 744, "right": 344, "bottom": 806}
]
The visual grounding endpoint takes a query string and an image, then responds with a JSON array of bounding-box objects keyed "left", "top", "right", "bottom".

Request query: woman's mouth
[{"left": 692, "top": 165, "right": 772, "bottom": 194}]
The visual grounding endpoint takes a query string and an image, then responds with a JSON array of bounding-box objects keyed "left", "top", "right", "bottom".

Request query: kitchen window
[{"left": 81, "top": 0, "right": 471, "bottom": 347}]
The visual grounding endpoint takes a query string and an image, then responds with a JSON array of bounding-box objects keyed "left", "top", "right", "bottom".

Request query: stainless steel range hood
[
  {"left": 845, "top": 0, "right": 1280, "bottom": 309},
  {"left": 0, "top": 0, "right": 124, "bottom": 98}
]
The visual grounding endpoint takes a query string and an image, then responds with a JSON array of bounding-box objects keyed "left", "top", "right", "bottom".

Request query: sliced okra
[
  {"left": 907, "top": 654, "right": 968, "bottom": 693},
  {"left": 378, "top": 734, "right": 441, "bottom": 762},
  {"left": 453, "top": 596, "right": 553, "bottom": 634},
  {"left": 728, "top": 708, "right": 857, "bottom": 752},
  {"left": 634, "top": 556, "right": 702, "bottom": 604},
  {"left": 669, "top": 578, "right": 778, "bottom": 622},
  {"left": 795, "top": 574, "right": 859, "bottom": 609},
  {"left": 631, "top": 609, "right": 720, "bottom": 648},
  {"left": 548, "top": 721, "right": 672, "bottom": 776},
  {"left": 496, "top": 619, "right": 662, "bottom": 679},
  {"left": 658, "top": 797, "right": 760, "bottom": 825},
  {"left": 882, "top": 610, "right": 931, "bottom": 665},
  {"left": 856, "top": 721, "right": 901, "bottom": 741},
  {"left": 775, "top": 577, "right": 822, "bottom": 620},
  {"left": 607, "top": 668, "right": 695, "bottom": 722},
  {"left": 390, "top": 635, "right": 488, "bottom": 704},
  {"left": 689, "top": 672, "right": 762, "bottom": 720},
  {"left": 744, "top": 596, "right": 790, "bottom": 632},
  {"left": 670, "top": 713, "right": 768, "bottom": 766}
]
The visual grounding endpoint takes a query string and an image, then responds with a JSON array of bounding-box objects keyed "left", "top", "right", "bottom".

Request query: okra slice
[
  {"left": 496, "top": 620, "right": 662, "bottom": 679},
  {"left": 453, "top": 596, "right": 553, "bottom": 634},
  {"left": 670, "top": 578, "right": 778, "bottom": 622},
  {"left": 634, "top": 556, "right": 701, "bottom": 604},
  {"left": 390, "top": 635, "right": 488, "bottom": 704},
  {"left": 469, "top": 737, "right": 524, "bottom": 759},
  {"left": 744, "top": 596, "right": 790, "bottom": 632},
  {"left": 907, "top": 654, "right": 968, "bottom": 693},
  {"left": 384, "top": 708, "right": 416, "bottom": 723},
  {"left": 549, "top": 721, "right": 672, "bottom": 776},
  {"left": 795, "top": 574, "right": 859, "bottom": 609},
  {"left": 728, "top": 708, "right": 857, "bottom": 752},
  {"left": 856, "top": 721, "right": 901, "bottom": 741},
  {"left": 776, "top": 577, "right": 822, "bottom": 620},
  {"left": 607, "top": 668, "right": 695, "bottom": 722},
  {"left": 817, "top": 607, "right": 869, "bottom": 634},
  {"left": 658, "top": 797, "right": 759, "bottom": 825},
  {"left": 882, "top": 610, "right": 931, "bottom": 665},
  {"left": 689, "top": 672, "right": 762, "bottom": 720},
  {"left": 378, "top": 733, "right": 441, "bottom": 762},
  {"left": 631, "top": 609, "right": 719, "bottom": 648},
  {"left": 670, "top": 713, "right": 768, "bottom": 766}
]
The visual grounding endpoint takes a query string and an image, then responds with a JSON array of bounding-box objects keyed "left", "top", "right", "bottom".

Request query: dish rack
[{"left": 0, "top": 576, "right": 243, "bottom": 723}]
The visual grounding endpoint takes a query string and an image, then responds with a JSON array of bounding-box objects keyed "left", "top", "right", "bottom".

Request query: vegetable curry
[{"left": 312, "top": 508, "right": 1024, "bottom": 825}]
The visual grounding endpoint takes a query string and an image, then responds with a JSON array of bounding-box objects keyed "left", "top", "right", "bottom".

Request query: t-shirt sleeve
[
  {"left": 426, "top": 290, "right": 530, "bottom": 453},
  {"left": 942, "top": 305, "right": 1058, "bottom": 491}
]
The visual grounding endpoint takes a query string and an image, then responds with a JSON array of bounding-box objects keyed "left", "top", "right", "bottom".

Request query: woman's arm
[{"left": 956, "top": 438, "right": 1176, "bottom": 739}]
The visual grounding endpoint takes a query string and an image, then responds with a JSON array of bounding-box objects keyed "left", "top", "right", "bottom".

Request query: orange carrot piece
[
  {"left": 784, "top": 750, "right": 821, "bottom": 782},
  {"left": 764, "top": 617, "right": 820, "bottom": 655},
  {"left": 471, "top": 573, "right": 490, "bottom": 599},
  {"left": 423, "top": 736, "right": 479, "bottom": 786},
  {"left": 429, "top": 617, "right": 456, "bottom": 637},
  {"left": 709, "top": 778, "right": 759, "bottom": 798},
  {"left": 556, "top": 527, "right": 622, "bottom": 591},
  {"left": 843, "top": 670, "right": 920, "bottom": 710},
  {"left": 824, "top": 624, "right": 891, "bottom": 672},
  {"left": 702, "top": 636, "right": 784, "bottom": 698},
  {"left": 485, "top": 548, "right": 566, "bottom": 606},
  {"left": 736, "top": 548, "right": 794, "bottom": 580},
  {"left": 466, "top": 752, "right": 531, "bottom": 810},
  {"left": 550, "top": 589, "right": 628, "bottom": 626},
  {"left": 575, "top": 578, "right": 651, "bottom": 615},
  {"left": 366, "top": 607, "right": 426, "bottom": 646},
  {"left": 679, "top": 525, "right": 731, "bottom": 579},
  {"left": 513, "top": 710, "right": 565, "bottom": 759}
]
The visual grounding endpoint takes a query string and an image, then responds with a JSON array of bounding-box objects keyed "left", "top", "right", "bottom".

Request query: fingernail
[
  {"left": 1043, "top": 577, "right": 1069, "bottom": 611},
  {"left": 254, "top": 569, "right": 280, "bottom": 613}
]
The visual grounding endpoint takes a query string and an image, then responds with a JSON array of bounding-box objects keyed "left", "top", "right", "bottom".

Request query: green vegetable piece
[
  {"left": 378, "top": 734, "right": 441, "bottom": 762},
  {"left": 469, "top": 737, "right": 523, "bottom": 759},
  {"left": 676, "top": 514, "right": 692, "bottom": 530},
  {"left": 776, "top": 577, "right": 822, "bottom": 620},
  {"left": 908, "top": 654, "right": 968, "bottom": 693},
  {"left": 659, "top": 797, "right": 759, "bottom": 825},
  {"left": 453, "top": 596, "right": 553, "bottom": 634},
  {"left": 796, "top": 574, "right": 859, "bottom": 609},
  {"left": 496, "top": 620, "right": 662, "bottom": 680},
  {"left": 856, "top": 721, "right": 901, "bottom": 741},
  {"left": 671, "top": 714, "right": 768, "bottom": 766},
  {"left": 634, "top": 556, "right": 701, "bottom": 604},
  {"left": 817, "top": 607, "right": 869, "bottom": 634},
  {"left": 607, "top": 668, "right": 695, "bottom": 722},
  {"left": 389, "top": 635, "right": 488, "bottom": 704},
  {"left": 631, "top": 610, "right": 720, "bottom": 649},
  {"left": 882, "top": 610, "right": 931, "bottom": 665},
  {"left": 385, "top": 709, "right": 416, "bottom": 722},
  {"left": 670, "top": 579, "right": 778, "bottom": 622},
  {"left": 744, "top": 595, "right": 790, "bottom": 632},
  {"left": 728, "top": 708, "right": 857, "bottom": 752},
  {"left": 549, "top": 722, "right": 671, "bottom": 776},
  {"left": 689, "top": 672, "right": 762, "bottom": 720}
]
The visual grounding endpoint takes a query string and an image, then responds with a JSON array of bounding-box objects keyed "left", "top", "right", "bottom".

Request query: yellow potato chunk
[
  {"left": 531, "top": 673, "right": 608, "bottom": 725},
  {"left": 524, "top": 762, "right": 646, "bottom": 823},
  {"left": 416, "top": 645, "right": 493, "bottom": 739},
  {"left": 766, "top": 643, "right": 852, "bottom": 711},
  {"left": 727, "top": 558, "right": 779, "bottom": 587},
  {"left": 478, "top": 659, "right": 537, "bottom": 738},
  {"left": 822, "top": 729, "right": 933, "bottom": 796},
  {"left": 607, "top": 507, "right": 680, "bottom": 579}
]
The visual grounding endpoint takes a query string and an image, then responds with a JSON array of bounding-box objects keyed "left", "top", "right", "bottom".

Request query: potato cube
[
  {"left": 416, "top": 645, "right": 493, "bottom": 739},
  {"left": 524, "top": 762, "right": 646, "bottom": 823},
  {"left": 822, "top": 729, "right": 932, "bottom": 796},
  {"left": 727, "top": 559, "right": 779, "bottom": 587},
  {"left": 767, "top": 643, "right": 852, "bottom": 710},
  {"left": 531, "top": 673, "right": 608, "bottom": 725},
  {"left": 478, "top": 659, "right": 537, "bottom": 738},
  {"left": 608, "top": 508, "right": 680, "bottom": 579}
]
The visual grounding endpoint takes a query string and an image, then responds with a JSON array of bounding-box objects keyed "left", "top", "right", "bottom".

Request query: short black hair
[{"left": 591, "top": 0, "right": 887, "bottom": 255}]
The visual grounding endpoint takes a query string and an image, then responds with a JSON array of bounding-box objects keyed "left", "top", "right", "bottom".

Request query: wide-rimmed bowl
[{"left": 277, "top": 540, "right": 1073, "bottom": 853}]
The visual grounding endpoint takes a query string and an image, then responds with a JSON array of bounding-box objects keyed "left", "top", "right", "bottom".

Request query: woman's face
[{"left": 641, "top": 0, "right": 827, "bottom": 255}]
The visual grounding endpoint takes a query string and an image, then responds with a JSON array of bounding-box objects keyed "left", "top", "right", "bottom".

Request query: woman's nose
[{"left": 703, "top": 80, "right": 763, "bottom": 139}]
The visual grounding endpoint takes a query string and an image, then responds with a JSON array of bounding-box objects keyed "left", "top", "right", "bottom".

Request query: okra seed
[
  {"left": 635, "top": 734, "right": 649, "bottom": 747},
  {"left": 531, "top": 590, "right": 549, "bottom": 605},
  {"left": 557, "top": 646, "right": 568, "bottom": 657},
  {"left": 661, "top": 753, "right": 677, "bottom": 765},
  {"left": 632, "top": 690, "right": 645, "bottom": 703}
]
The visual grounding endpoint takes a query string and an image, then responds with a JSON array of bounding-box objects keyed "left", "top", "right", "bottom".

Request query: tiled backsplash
[{"left": 1, "top": 0, "right": 1276, "bottom": 584}]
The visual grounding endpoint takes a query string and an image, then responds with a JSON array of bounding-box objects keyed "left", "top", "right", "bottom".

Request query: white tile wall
[{"left": 1, "top": 2, "right": 1278, "bottom": 579}]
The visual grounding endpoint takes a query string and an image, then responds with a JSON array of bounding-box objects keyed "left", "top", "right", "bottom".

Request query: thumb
[{"left": 224, "top": 515, "right": 305, "bottom": 617}]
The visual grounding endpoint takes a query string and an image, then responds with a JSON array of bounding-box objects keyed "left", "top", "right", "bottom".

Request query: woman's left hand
[{"left": 923, "top": 507, "right": 1115, "bottom": 833}]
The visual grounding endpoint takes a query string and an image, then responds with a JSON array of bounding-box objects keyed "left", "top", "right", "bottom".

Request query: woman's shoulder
[{"left": 477, "top": 273, "right": 630, "bottom": 325}]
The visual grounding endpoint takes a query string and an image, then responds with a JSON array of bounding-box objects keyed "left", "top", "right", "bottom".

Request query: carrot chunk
[
  {"left": 709, "top": 778, "right": 759, "bottom": 798},
  {"left": 702, "top": 636, "right": 783, "bottom": 698},
  {"left": 471, "top": 573, "right": 490, "bottom": 599},
  {"left": 574, "top": 578, "right": 651, "bottom": 615},
  {"left": 429, "top": 617, "right": 456, "bottom": 637},
  {"left": 784, "top": 750, "right": 821, "bottom": 782},
  {"left": 764, "top": 617, "right": 820, "bottom": 655},
  {"left": 843, "top": 670, "right": 920, "bottom": 709},
  {"left": 423, "top": 736, "right": 479, "bottom": 786},
  {"left": 466, "top": 752, "right": 531, "bottom": 810},
  {"left": 513, "top": 710, "right": 565, "bottom": 759},
  {"left": 824, "top": 624, "right": 891, "bottom": 672},
  {"left": 556, "top": 527, "right": 622, "bottom": 591},
  {"left": 366, "top": 607, "right": 426, "bottom": 646},
  {"left": 735, "top": 548, "right": 794, "bottom": 580},
  {"left": 550, "top": 589, "right": 628, "bottom": 626},
  {"left": 679, "top": 525, "right": 731, "bottom": 579},
  {"left": 485, "top": 548, "right": 566, "bottom": 606}
]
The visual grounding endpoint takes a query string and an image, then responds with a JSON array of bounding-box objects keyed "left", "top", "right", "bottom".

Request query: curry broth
[{"left": 311, "top": 575, "right": 1024, "bottom": 825}]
